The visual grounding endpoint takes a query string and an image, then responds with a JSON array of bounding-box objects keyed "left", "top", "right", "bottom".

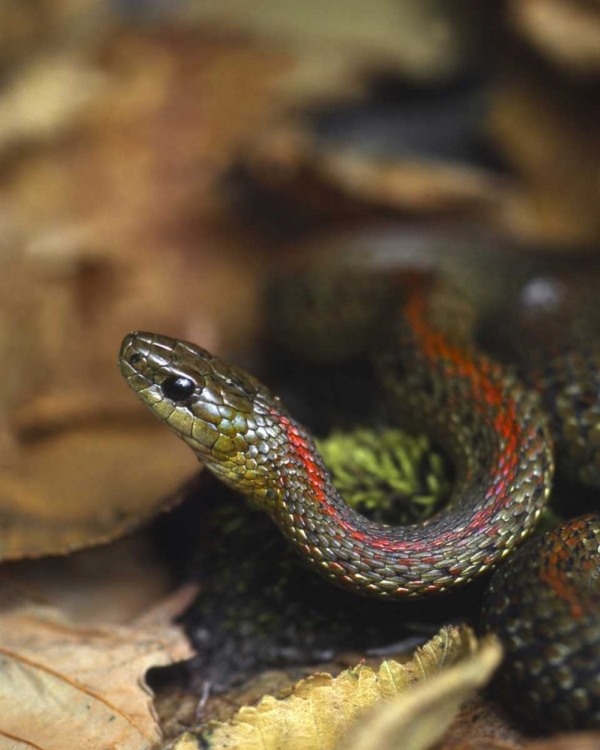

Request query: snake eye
[{"left": 161, "top": 375, "right": 196, "bottom": 402}]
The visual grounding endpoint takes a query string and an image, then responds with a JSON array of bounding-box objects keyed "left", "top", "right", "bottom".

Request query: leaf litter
[{"left": 168, "top": 626, "right": 503, "bottom": 750}]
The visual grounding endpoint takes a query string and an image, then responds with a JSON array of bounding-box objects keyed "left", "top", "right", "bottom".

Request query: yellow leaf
[
  {"left": 342, "top": 635, "right": 502, "bottom": 750},
  {"left": 173, "top": 625, "right": 494, "bottom": 750}
]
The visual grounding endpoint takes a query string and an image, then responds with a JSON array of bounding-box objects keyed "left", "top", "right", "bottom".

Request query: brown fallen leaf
[
  {"left": 0, "top": 0, "right": 49, "bottom": 69},
  {"left": 0, "top": 424, "right": 199, "bottom": 560},
  {"left": 177, "top": 0, "right": 473, "bottom": 89},
  {"left": 0, "top": 54, "right": 107, "bottom": 155},
  {"left": 509, "top": 0, "right": 600, "bottom": 74},
  {"left": 169, "top": 625, "right": 496, "bottom": 750},
  {"left": 318, "top": 150, "right": 504, "bottom": 215},
  {"left": 0, "top": 526, "right": 200, "bottom": 746},
  {"left": 488, "top": 67, "right": 600, "bottom": 245},
  {"left": 247, "top": 119, "right": 505, "bottom": 219},
  {"left": 0, "top": 598, "right": 193, "bottom": 748},
  {"left": 0, "top": 28, "right": 295, "bottom": 559},
  {"left": 2, "top": 532, "right": 182, "bottom": 624}
]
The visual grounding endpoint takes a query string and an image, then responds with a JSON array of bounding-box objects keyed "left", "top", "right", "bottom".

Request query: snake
[{"left": 118, "top": 274, "right": 599, "bottom": 732}]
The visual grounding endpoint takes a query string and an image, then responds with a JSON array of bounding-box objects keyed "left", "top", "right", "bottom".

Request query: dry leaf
[
  {"left": 0, "top": 0, "right": 49, "bottom": 68},
  {"left": 341, "top": 636, "right": 502, "bottom": 750},
  {"left": 0, "top": 601, "right": 193, "bottom": 748},
  {"left": 317, "top": 151, "right": 503, "bottom": 214},
  {"left": 0, "top": 28, "right": 294, "bottom": 559},
  {"left": 246, "top": 119, "right": 504, "bottom": 220},
  {"left": 489, "top": 70, "right": 600, "bottom": 245},
  {"left": 2, "top": 533, "right": 187, "bottom": 624},
  {"left": 509, "top": 0, "right": 600, "bottom": 73},
  {"left": 168, "top": 735, "right": 200, "bottom": 750},
  {"left": 178, "top": 0, "right": 472, "bottom": 88},
  {"left": 0, "top": 533, "right": 199, "bottom": 747},
  {"left": 0, "top": 424, "right": 199, "bottom": 560},
  {"left": 171, "top": 625, "right": 490, "bottom": 750},
  {"left": 0, "top": 54, "right": 107, "bottom": 155}
]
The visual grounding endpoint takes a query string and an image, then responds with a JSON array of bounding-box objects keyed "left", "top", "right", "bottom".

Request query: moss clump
[{"left": 317, "top": 427, "right": 451, "bottom": 525}]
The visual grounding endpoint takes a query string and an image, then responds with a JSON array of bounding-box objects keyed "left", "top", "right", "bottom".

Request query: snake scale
[{"left": 118, "top": 271, "right": 600, "bottom": 732}]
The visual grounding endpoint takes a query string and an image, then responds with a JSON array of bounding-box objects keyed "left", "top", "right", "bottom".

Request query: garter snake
[{"left": 118, "top": 273, "right": 599, "bottom": 731}]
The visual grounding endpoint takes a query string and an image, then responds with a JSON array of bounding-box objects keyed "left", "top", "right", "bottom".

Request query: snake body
[
  {"left": 118, "top": 277, "right": 598, "bottom": 730},
  {"left": 482, "top": 514, "right": 600, "bottom": 731}
]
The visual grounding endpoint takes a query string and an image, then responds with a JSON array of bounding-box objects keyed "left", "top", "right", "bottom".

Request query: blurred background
[{"left": 0, "top": 0, "right": 598, "bottom": 560}]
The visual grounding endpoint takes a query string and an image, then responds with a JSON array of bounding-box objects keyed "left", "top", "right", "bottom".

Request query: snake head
[{"left": 119, "top": 332, "right": 282, "bottom": 492}]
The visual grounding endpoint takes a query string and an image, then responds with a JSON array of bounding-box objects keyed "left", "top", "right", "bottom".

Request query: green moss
[{"left": 317, "top": 427, "right": 451, "bottom": 525}]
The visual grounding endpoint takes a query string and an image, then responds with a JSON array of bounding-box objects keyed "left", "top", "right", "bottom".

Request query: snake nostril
[{"left": 129, "top": 353, "right": 143, "bottom": 366}]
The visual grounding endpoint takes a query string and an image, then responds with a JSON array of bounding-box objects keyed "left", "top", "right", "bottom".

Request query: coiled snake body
[{"left": 118, "top": 274, "right": 599, "bottom": 731}]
